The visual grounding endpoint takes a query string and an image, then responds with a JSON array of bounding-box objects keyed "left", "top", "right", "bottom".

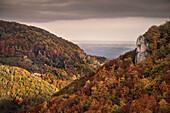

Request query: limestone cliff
[{"left": 135, "top": 35, "right": 149, "bottom": 63}]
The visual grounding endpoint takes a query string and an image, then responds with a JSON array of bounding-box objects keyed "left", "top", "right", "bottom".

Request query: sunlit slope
[{"left": 0, "top": 65, "right": 57, "bottom": 112}]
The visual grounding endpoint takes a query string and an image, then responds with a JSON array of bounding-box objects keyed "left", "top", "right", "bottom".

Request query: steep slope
[
  {"left": 0, "top": 20, "right": 105, "bottom": 89},
  {"left": 29, "top": 21, "right": 170, "bottom": 113},
  {"left": 0, "top": 65, "right": 57, "bottom": 113}
]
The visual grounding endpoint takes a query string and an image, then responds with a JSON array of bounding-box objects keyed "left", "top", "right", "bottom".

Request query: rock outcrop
[{"left": 135, "top": 35, "right": 149, "bottom": 63}]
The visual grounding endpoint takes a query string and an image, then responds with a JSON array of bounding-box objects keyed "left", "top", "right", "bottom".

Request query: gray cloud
[{"left": 0, "top": 0, "right": 170, "bottom": 22}]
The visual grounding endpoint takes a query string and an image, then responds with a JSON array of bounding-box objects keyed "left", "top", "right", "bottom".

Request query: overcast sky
[{"left": 0, "top": 0, "right": 170, "bottom": 41}]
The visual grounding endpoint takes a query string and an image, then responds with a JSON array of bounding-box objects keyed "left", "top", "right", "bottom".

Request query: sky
[{"left": 0, "top": 0, "right": 170, "bottom": 41}]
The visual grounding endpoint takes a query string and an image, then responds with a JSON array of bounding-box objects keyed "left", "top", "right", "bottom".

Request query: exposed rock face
[{"left": 135, "top": 35, "right": 149, "bottom": 63}]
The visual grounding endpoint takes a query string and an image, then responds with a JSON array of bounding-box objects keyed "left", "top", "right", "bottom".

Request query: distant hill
[
  {"left": 0, "top": 20, "right": 106, "bottom": 89},
  {"left": 28, "top": 21, "right": 170, "bottom": 113}
]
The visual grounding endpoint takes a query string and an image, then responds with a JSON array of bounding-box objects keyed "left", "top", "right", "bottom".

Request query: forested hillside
[
  {"left": 0, "top": 65, "right": 57, "bottom": 112},
  {"left": 29, "top": 21, "right": 170, "bottom": 113},
  {"left": 0, "top": 20, "right": 106, "bottom": 89}
]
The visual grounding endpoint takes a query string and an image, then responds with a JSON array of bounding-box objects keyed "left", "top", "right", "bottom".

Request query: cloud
[
  {"left": 0, "top": 0, "right": 170, "bottom": 22},
  {"left": 26, "top": 17, "right": 169, "bottom": 41}
]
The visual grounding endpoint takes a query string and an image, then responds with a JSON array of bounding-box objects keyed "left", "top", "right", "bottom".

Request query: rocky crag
[{"left": 135, "top": 35, "right": 149, "bottom": 63}]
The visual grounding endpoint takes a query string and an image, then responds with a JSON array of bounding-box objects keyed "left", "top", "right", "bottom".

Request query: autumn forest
[{"left": 0, "top": 20, "right": 169, "bottom": 113}]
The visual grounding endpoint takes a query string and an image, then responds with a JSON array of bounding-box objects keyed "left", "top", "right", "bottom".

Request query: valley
[{"left": 0, "top": 20, "right": 169, "bottom": 113}]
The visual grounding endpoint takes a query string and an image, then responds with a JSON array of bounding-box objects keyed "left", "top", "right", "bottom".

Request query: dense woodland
[
  {"left": 0, "top": 65, "right": 57, "bottom": 112},
  {"left": 0, "top": 20, "right": 107, "bottom": 112},
  {"left": 0, "top": 20, "right": 106, "bottom": 90},
  {"left": 28, "top": 21, "right": 170, "bottom": 113},
  {"left": 0, "top": 20, "right": 169, "bottom": 113}
]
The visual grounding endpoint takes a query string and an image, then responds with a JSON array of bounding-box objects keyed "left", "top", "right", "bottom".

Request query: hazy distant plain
[{"left": 74, "top": 41, "right": 136, "bottom": 60}]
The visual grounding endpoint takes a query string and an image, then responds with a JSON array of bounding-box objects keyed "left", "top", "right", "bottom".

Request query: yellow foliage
[{"left": 72, "top": 75, "right": 77, "bottom": 80}]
